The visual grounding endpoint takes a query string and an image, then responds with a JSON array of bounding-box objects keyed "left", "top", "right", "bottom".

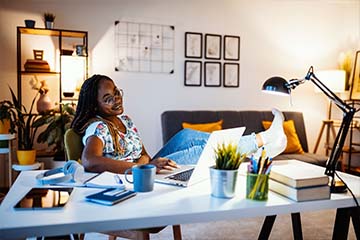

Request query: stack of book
[
  {"left": 269, "top": 160, "right": 330, "bottom": 202},
  {"left": 24, "top": 59, "right": 50, "bottom": 72}
]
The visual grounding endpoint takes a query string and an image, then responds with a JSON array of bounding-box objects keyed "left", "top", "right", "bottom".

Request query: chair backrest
[{"left": 64, "top": 128, "right": 83, "bottom": 163}]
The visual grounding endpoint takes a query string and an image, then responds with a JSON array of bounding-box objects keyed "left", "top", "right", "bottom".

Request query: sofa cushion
[
  {"left": 182, "top": 119, "right": 223, "bottom": 132},
  {"left": 262, "top": 120, "right": 305, "bottom": 154}
]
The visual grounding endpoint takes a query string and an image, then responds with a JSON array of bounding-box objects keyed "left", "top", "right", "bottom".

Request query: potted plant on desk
[{"left": 210, "top": 142, "right": 246, "bottom": 198}]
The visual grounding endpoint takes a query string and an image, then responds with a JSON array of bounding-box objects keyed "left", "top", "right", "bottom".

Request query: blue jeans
[{"left": 153, "top": 129, "right": 258, "bottom": 165}]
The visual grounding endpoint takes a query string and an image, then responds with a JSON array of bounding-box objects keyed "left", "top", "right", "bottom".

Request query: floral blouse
[{"left": 82, "top": 115, "right": 143, "bottom": 162}]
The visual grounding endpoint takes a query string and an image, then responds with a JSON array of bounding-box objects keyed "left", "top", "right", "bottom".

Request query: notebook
[{"left": 155, "top": 127, "right": 246, "bottom": 187}]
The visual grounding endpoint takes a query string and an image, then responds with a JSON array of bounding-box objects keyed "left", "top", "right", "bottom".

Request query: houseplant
[
  {"left": 43, "top": 12, "right": 56, "bottom": 29},
  {"left": 210, "top": 142, "right": 246, "bottom": 198},
  {"left": 9, "top": 87, "right": 46, "bottom": 164},
  {"left": 36, "top": 103, "right": 75, "bottom": 160},
  {"left": 0, "top": 100, "right": 17, "bottom": 134}
]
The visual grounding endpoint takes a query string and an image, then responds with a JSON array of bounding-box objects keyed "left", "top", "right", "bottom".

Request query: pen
[{"left": 114, "top": 174, "right": 123, "bottom": 184}]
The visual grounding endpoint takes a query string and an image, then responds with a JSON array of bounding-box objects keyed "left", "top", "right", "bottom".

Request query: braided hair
[
  {"left": 71, "top": 74, "right": 111, "bottom": 134},
  {"left": 71, "top": 74, "right": 125, "bottom": 154}
]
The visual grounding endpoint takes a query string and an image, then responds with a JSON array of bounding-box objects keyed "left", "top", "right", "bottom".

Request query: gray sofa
[{"left": 161, "top": 110, "right": 328, "bottom": 167}]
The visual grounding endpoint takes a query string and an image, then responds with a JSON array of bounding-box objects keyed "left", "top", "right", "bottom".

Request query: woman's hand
[{"left": 150, "top": 157, "right": 179, "bottom": 173}]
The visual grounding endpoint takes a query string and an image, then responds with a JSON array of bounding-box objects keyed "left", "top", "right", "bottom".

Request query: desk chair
[{"left": 64, "top": 129, "right": 182, "bottom": 240}]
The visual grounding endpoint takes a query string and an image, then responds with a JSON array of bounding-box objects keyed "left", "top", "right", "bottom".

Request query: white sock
[{"left": 256, "top": 108, "right": 287, "bottom": 158}]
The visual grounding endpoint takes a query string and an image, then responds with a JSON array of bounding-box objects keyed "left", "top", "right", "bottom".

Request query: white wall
[{"left": 0, "top": 0, "right": 359, "bottom": 156}]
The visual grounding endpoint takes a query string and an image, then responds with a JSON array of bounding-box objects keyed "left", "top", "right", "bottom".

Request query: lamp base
[{"left": 330, "top": 180, "right": 347, "bottom": 193}]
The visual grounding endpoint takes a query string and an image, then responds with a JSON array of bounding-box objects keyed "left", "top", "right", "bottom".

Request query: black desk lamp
[{"left": 262, "top": 66, "right": 356, "bottom": 193}]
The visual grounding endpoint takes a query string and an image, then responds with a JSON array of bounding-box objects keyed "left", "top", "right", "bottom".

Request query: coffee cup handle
[{"left": 124, "top": 168, "right": 133, "bottom": 184}]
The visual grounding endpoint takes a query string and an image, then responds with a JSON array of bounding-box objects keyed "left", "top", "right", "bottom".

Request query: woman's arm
[
  {"left": 139, "top": 144, "right": 178, "bottom": 173},
  {"left": 82, "top": 136, "right": 136, "bottom": 173}
]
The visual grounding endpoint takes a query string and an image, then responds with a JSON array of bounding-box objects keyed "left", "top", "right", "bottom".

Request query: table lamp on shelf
[
  {"left": 262, "top": 66, "right": 356, "bottom": 193},
  {"left": 61, "top": 56, "right": 86, "bottom": 98},
  {"left": 313, "top": 70, "right": 346, "bottom": 155}
]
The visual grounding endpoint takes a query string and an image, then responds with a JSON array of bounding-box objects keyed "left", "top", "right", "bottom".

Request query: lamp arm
[
  {"left": 325, "top": 110, "right": 355, "bottom": 179},
  {"left": 308, "top": 72, "right": 351, "bottom": 113}
]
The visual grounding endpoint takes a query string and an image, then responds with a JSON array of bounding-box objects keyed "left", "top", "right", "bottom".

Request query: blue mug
[{"left": 124, "top": 164, "right": 156, "bottom": 192}]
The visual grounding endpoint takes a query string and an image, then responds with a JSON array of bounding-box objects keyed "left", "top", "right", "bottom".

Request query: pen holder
[{"left": 246, "top": 173, "right": 269, "bottom": 201}]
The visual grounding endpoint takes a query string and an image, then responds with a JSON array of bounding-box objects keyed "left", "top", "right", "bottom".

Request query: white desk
[{"left": 0, "top": 169, "right": 359, "bottom": 239}]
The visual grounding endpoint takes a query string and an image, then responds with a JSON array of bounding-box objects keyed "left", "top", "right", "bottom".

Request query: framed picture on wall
[
  {"left": 350, "top": 51, "right": 360, "bottom": 100},
  {"left": 204, "top": 62, "right": 221, "bottom": 87},
  {"left": 224, "top": 35, "right": 240, "bottom": 61},
  {"left": 205, "top": 34, "right": 221, "bottom": 60},
  {"left": 184, "top": 60, "right": 202, "bottom": 86},
  {"left": 223, "top": 63, "right": 239, "bottom": 87},
  {"left": 185, "top": 32, "right": 203, "bottom": 58}
]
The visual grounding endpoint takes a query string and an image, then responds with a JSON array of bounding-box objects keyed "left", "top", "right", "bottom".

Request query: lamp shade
[
  {"left": 262, "top": 76, "right": 290, "bottom": 96},
  {"left": 314, "top": 70, "right": 345, "bottom": 93}
]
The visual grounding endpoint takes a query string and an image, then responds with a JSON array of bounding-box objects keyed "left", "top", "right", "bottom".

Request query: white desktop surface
[{"left": 0, "top": 167, "right": 359, "bottom": 239}]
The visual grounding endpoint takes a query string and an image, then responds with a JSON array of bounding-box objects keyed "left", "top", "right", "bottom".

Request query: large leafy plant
[
  {"left": 9, "top": 87, "right": 45, "bottom": 150},
  {"left": 214, "top": 142, "right": 246, "bottom": 170},
  {"left": 36, "top": 103, "right": 75, "bottom": 155}
]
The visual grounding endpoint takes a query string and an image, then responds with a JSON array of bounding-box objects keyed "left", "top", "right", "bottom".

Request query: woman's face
[{"left": 96, "top": 79, "right": 124, "bottom": 117}]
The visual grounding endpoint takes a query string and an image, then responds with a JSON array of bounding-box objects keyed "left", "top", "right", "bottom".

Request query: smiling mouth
[{"left": 112, "top": 104, "right": 122, "bottom": 111}]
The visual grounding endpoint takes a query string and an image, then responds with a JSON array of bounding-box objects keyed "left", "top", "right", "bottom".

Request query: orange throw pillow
[
  {"left": 262, "top": 120, "right": 304, "bottom": 154},
  {"left": 182, "top": 120, "right": 223, "bottom": 133}
]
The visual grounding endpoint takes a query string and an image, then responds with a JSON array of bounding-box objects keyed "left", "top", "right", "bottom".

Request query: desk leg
[
  {"left": 258, "top": 215, "right": 276, "bottom": 240},
  {"left": 333, "top": 207, "right": 351, "bottom": 240},
  {"left": 291, "top": 212, "right": 303, "bottom": 240},
  {"left": 8, "top": 140, "right": 13, "bottom": 187},
  {"left": 351, "top": 207, "right": 360, "bottom": 239}
]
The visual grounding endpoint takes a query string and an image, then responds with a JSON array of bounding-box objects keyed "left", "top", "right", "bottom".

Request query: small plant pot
[
  {"left": 24, "top": 19, "right": 35, "bottom": 28},
  {"left": 17, "top": 149, "right": 36, "bottom": 165},
  {"left": 209, "top": 166, "right": 238, "bottom": 198},
  {"left": 45, "top": 21, "right": 54, "bottom": 29}
]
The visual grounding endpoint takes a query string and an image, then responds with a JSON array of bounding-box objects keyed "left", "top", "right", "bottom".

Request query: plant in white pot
[
  {"left": 210, "top": 142, "right": 246, "bottom": 198},
  {"left": 43, "top": 12, "right": 56, "bottom": 29}
]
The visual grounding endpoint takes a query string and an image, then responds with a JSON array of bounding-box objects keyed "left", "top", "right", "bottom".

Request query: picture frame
[
  {"left": 223, "top": 63, "right": 239, "bottom": 88},
  {"left": 184, "top": 60, "right": 202, "bottom": 86},
  {"left": 205, "top": 34, "right": 221, "bottom": 60},
  {"left": 185, "top": 32, "right": 202, "bottom": 58},
  {"left": 350, "top": 50, "right": 360, "bottom": 100},
  {"left": 204, "top": 62, "right": 221, "bottom": 87},
  {"left": 224, "top": 35, "right": 240, "bottom": 61}
]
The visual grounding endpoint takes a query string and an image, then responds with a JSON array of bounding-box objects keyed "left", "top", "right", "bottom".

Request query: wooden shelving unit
[
  {"left": 16, "top": 26, "right": 89, "bottom": 156},
  {"left": 16, "top": 26, "right": 88, "bottom": 107}
]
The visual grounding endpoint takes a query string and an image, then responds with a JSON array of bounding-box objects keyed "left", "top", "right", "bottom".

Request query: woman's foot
[{"left": 256, "top": 108, "right": 287, "bottom": 158}]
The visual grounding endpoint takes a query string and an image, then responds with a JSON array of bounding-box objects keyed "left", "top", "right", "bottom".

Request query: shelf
[
  {"left": 0, "top": 134, "right": 15, "bottom": 140},
  {"left": 0, "top": 148, "right": 10, "bottom": 154},
  {"left": 18, "top": 27, "right": 87, "bottom": 38},
  {"left": 21, "top": 71, "right": 60, "bottom": 75}
]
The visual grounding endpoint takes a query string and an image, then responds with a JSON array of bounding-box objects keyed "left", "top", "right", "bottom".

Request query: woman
[{"left": 71, "top": 74, "right": 286, "bottom": 173}]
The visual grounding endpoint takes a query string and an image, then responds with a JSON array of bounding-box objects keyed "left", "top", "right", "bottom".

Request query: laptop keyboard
[{"left": 166, "top": 168, "right": 194, "bottom": 182}]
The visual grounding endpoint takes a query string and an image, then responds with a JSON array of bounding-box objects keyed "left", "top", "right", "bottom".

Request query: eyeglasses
[{"left": 103, "top": 88, "right": 123, "bottom": 105}]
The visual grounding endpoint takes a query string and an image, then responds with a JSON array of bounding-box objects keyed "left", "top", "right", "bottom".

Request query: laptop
[{"left": 155, "top": 127, "right": 246, "bottom": 187}]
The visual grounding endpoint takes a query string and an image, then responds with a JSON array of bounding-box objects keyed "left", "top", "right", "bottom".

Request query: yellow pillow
[
  {"left": 182, "top": 120, "right": 223, "bottom": 133},
  {"left": 262, "top": 120, "right": 305, "bottom": 154}
]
